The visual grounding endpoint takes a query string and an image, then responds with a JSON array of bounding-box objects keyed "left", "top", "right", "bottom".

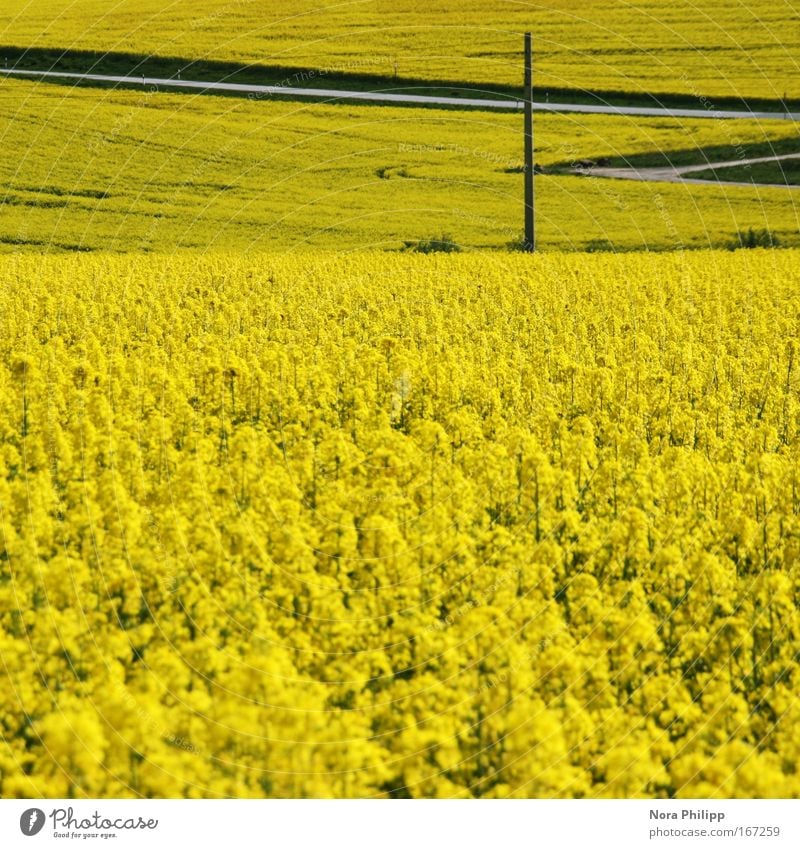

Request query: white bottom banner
[{"left": 2, "top": 799, "right": 797, "bottom": 848}]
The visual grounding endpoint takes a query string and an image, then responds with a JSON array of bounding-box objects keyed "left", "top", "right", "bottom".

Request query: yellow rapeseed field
[
  {"left": 2, "top": 250, "right": 800, "bottom": 798},
  {"left": 1, "top": 0, "right": 796, "bottom": 99}
]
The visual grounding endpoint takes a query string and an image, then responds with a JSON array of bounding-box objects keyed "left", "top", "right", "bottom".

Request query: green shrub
[
  {"left": 729, "top": 228, "right": 781, "bottom": 250},
  {"left": 506, "top": 233, "right": 534, "bottom": 252},
  {"left": 405, "top": 234, "right": 462, "bottom": 254}
]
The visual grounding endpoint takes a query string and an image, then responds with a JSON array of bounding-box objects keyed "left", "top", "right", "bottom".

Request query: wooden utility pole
[{"left": 523, "top": 32, "right": 535, "bottom": 252}]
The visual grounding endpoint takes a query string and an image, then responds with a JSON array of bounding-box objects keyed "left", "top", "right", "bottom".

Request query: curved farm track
[{"left": 572, "top": 153, "right": 800, "bottom": 189}]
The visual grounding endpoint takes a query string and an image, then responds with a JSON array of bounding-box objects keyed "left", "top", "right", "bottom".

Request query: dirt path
[
  {"left": 3, "top": 67, "right": 800, "bottom": 120},
  {"left": 575, "top": 152, "right": 800, "bottom": 189}
]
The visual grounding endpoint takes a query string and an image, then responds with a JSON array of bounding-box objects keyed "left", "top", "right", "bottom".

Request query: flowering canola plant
[
  {"left": 0, "top": 0, "right": 794, "bottom": 99},
  {"left": 1, "top": 250, "right": 800, "bottom": 798}
]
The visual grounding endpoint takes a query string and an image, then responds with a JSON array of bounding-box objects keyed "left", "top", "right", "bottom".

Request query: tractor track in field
[{"left": 4, "top": 68, "right": 800, "bottom": 190}]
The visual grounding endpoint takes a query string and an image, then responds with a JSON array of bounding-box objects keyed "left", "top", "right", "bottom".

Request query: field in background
[
  {"left": 2, "top": 78, "right": 799, "bottom": 253},
  {"left": 2, "top": 250, "right": 800, "bottom": 798},
  {"left": 1, "top": 0, "right": 798, "bottom": 101}
]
